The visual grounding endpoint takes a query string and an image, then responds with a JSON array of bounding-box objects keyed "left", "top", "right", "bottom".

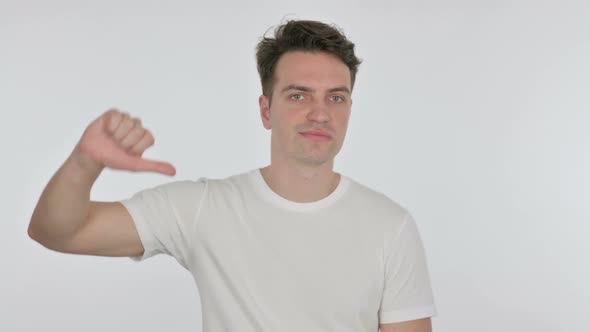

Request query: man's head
[
  {"left": 256, "top": 20, "right": 362, "bottom": 106},
  {"left": 255, "top": 20, "right": 362, "bottom": 168}
]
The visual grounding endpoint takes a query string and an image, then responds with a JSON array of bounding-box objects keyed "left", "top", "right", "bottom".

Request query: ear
[{"left": 259, "top": 95, "right": 271, "bottom": 130}]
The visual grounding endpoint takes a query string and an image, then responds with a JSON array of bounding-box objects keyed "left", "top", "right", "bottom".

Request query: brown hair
[{"left": 255, "top": 19, "right": 362, "bottom": 105}]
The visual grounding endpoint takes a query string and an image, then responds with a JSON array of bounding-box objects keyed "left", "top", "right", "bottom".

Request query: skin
[
  {"left": 258, "top": 50, "right": 352, "bottom": 203},
  {"left": 379, "top": 318, "right": 432, "bottom": 332}
]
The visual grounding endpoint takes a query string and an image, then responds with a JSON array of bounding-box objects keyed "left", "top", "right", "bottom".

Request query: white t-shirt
[{"left": 119, "top": 167, "right": 437, "bottom": 331}]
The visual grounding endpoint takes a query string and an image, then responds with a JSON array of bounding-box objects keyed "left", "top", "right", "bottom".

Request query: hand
[{"left": 73, "top": 108, "right": 176, "bottom": 176}]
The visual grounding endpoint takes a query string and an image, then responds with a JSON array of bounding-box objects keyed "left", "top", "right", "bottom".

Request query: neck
[{"left": 259, "top": 162, "right": 341, "bottom": 203}]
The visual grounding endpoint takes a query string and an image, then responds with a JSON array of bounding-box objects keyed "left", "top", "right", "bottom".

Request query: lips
[{"left": 300, "top": 130, "right": 332, "bottom": 138}]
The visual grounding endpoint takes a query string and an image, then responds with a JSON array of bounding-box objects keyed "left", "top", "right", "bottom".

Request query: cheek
[
  {"left": 332, "top": 111, "right": 349, "bottom": 125},
  {"left": 270, "top": 111, "right": 300, "bottom": 137},
  {"left": 280, "top": 110, "right": 305, "bottom": 128}
]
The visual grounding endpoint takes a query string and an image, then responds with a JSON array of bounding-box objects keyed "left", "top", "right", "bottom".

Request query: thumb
[{"left": 133, "top": 157, "right": 177, "bottom": 176}]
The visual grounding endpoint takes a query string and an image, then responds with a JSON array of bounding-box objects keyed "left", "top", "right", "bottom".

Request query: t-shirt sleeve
[
  {"left": 118, "top": 177, "right": 208, "bottom": 269},
  {"left": 378, "top": 211, "right": 438, "bottom": 324}
]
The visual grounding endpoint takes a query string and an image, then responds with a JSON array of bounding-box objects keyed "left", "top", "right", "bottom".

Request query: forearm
[{"left": 28, "top": 145, "right": 104, "bottom": 243}]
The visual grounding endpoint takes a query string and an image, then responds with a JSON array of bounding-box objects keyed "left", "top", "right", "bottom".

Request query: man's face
[{"left": 259, "top": 51, "right": 352, "bottom": 168}]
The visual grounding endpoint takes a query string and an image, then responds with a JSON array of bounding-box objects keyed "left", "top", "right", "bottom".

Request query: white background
[{"left": 1, "top": 1, "right": 588, "bottom": 331}]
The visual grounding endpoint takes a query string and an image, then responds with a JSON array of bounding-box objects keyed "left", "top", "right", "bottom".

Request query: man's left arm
[{"left": 379, "top": 317, "right": 432, "bottom": 332}]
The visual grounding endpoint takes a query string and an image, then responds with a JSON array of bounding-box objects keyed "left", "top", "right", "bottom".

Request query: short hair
[{"left": 255, "top": 19, "right": 362, "bottom": 105}]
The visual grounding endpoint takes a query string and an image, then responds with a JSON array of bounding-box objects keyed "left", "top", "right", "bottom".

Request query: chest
[{"left": 194, "top": 206, "right": 386, "bottom": 319}]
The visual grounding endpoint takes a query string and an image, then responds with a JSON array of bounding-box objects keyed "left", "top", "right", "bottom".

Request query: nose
[{"left": 306, "top": 100, "right": 331, "bottom": 123}]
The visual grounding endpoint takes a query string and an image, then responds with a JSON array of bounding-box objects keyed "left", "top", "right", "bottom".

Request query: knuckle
[
  {"left": 145, "top": 131, "right": 155, "bottom": 143},
  {"left": 131, "top": 118, "right": 141, "bottom": 129}
]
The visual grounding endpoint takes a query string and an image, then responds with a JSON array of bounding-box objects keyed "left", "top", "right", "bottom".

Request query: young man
[{"left": 28, "top": 20, "right": 437, "bottom": 332}]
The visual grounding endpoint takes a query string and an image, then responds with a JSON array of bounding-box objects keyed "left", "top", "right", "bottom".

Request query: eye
[
  {"left": 290, "top": 94, "right": 305, "bottom": 101},
  {"left": 331, "top": 95, "right": 345, "bottom": 103}
]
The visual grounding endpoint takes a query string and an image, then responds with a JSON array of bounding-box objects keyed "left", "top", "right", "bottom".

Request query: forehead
[{"left": 273, "top": 51, "right": 351, "bottom": 91}]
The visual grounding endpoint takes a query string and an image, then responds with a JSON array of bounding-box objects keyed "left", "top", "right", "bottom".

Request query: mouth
[
  {"left": 300, "top": 129, "right": 332, "bottom": 138},
  {"left": 300, "top": 132, "right": 333, "bottom": 141}
]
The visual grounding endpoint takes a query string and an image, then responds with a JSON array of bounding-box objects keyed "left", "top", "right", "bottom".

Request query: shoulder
[
  {"left": 144, "top": 177, "right": 208, "bottom": 195},
  {"left": 345, "top": 176, "right": 408, "bottom": 218},
  {"left": 127, "top": 177, "right": 209, "bottom": 209}
]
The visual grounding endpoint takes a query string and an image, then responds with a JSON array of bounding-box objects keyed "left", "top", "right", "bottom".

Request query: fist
[{"left": 74, "top": 108, "right": 176, "bottom": 176}]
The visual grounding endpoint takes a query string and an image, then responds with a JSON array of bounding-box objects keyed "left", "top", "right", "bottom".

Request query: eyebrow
[{"left": 280, "top": 84, "right": 351, "bottom": 95}]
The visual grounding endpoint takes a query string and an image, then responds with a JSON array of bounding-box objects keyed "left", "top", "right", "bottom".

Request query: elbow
[
  {"left": 27, "top": 222, "right": 55, "bottom": 248},
  {"left": 27, "top": 223, "right": 39, "bottom": 241},
  {"left": 27, "top": 222, "right": 72, "bottom": 253},
  {"left": 27, "top": 224, "right": 49, "bottom": 248}
]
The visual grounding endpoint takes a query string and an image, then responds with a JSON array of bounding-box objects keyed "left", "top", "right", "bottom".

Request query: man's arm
[
  {"left": 28, "top": 109, "right": 175, "bottom": 253},
  {"left": 379, "top": 317, "right": 432, "bottom": 332}
]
